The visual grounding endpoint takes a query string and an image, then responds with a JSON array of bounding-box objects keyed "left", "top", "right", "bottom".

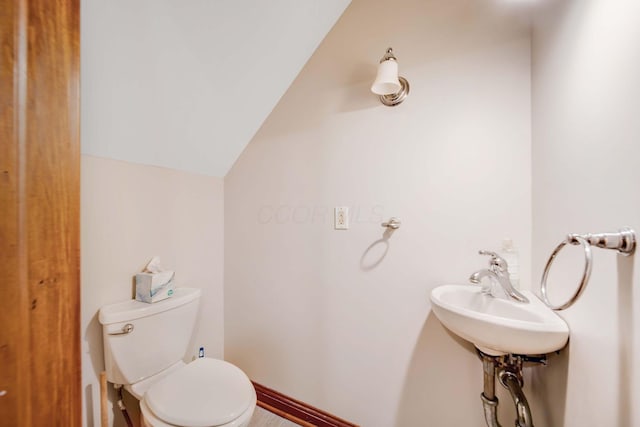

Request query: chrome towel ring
[
  {"left": 540, "top": 227, "right": 636, "bottom": 311},
  {"left": 540, "top": 236, "right": 592, "bottom": 310}
]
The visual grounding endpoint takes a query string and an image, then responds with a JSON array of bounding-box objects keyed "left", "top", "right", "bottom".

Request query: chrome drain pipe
[
  {"left": 481, "top": 394, "right": 501, "bottom": 427},
  {"left": 477, "top": 350, "right": 543, "bottom": 427},
  {"left": 499, "top": 369, "right": 534, "bottom": 427},
  {"left": 480, "top": 353, "right": 502, "bottom": 427}
]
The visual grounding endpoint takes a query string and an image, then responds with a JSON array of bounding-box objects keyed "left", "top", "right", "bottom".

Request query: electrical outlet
[{"left": 334, "top": 207, "right": 349, "bottom": 230}]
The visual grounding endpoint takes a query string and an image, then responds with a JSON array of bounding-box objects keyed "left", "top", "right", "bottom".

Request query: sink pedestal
[{"left": 477, "top": 349, "right": 547, "bottom": 427}]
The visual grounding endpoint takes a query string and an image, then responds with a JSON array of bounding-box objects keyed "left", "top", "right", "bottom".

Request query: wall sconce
[{"left": 370, "top": 47, "right": 409, "bottom": 107}]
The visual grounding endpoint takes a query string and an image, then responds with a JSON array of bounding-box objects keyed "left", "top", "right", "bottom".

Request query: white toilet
[{"left": 99, "top": 287, "right": 256, "bottom": 427}]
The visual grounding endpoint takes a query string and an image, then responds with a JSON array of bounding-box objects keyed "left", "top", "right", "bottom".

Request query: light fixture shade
[{"left": 371, "top": 59, "right": 401, "bottom": 95}]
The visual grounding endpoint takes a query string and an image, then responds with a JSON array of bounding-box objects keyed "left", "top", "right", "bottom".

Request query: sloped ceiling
[{"left": 81, "top": 0, "right": 351, "bottom": 177}]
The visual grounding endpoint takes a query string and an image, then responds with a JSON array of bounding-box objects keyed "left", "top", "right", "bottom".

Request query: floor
[{"left": 248, "top": 406, "right": 301, "bottom": 427}]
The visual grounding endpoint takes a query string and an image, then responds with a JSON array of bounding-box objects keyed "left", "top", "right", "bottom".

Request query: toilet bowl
[
  {"left": 139, "top": 358, "right": 256, "bottom": 427},
  {"left": 99, "top": 288, "right": 256, "bottom": 427}
]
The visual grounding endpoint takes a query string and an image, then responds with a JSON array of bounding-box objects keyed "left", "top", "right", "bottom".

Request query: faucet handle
[{"left": 478, "top": 250, "right": 508, "bottom": 271}]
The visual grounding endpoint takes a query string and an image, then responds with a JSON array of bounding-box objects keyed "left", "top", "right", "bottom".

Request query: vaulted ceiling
[{"left": 81, "top": 0, "right": 351, "bottom": 177}]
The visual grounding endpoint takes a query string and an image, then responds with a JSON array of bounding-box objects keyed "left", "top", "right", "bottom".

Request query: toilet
[{"left": 99, "top": 287, "right": 256, "bottom": 427}]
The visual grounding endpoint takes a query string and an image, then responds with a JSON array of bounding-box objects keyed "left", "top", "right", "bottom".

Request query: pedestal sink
[{"left": 430, "top": 284, "right": 569, "bottom": 355}]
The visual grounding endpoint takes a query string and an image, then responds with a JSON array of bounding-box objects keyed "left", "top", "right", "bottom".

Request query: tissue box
[{"left": 135, "top": 271, "right": 175, "bottom": 303}]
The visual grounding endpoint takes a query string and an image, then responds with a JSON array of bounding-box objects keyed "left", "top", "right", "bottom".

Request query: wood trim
[
  {"left": 0, "top": 0, "right": 81, "bottom": 425},
  {"left": 0, "top": 1, "right": 31, "bottom": 424},
  {"left": 252, "top": 382, "right": 360, "bottom": 427}
]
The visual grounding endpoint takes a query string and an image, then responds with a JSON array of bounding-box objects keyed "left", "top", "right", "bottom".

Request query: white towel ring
[{"left": 540, "top": 236, "right": 593, "bottom": 311}]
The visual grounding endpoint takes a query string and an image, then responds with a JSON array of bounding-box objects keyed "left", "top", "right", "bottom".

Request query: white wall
[
  {"left": 531, "top": 1, "right": 640, "bottom": 426},
  {"left": 81, "top": 155, "right": 224, "bottom": 427},
  {"left": 225, "top": 0, "right": 532, "bottom": 425},
  {"left": 80, "top": 0, "right": 350, "bottom": 177}
]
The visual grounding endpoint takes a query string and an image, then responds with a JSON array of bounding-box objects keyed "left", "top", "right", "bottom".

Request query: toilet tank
[{"left": 99, "top": 287, "right": 201, "bottom": 385}]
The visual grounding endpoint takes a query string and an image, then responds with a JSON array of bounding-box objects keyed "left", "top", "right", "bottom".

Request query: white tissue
[{"left": 143, "top": 256, "right": 164, "bottom": 274}]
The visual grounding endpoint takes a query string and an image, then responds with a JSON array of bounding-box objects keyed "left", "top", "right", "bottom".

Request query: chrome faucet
[{"left": 469, "top": 250, "right": 529, "bottom": 303}]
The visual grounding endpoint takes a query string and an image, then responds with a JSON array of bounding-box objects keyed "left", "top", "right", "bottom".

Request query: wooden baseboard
[{"left": 252, "top": 382, "right": 359, "bottom": 427}]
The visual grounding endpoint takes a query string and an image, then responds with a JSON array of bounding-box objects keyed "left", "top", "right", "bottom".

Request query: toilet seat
[
  {"left": 141, "top": 358, "right": 256, "bottom": 427},
  {"left": 140, "top": 396, "right": 256, "bottom": 427}
]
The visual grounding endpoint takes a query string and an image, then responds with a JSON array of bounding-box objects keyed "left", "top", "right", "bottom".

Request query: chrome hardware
[
  {"left": 381, "top": 217, "right": 401, "bottom": 230},
  {"left": 540, "top": 236, "right": 592, "bottom": 311},
  {"left": 499, "top": 369, "right": 534, "bottom": 427},
  {"left": 379, "top": 77, "right": 410, "bottom": 107},
  {"left": 567, "top": 227, "right": 636, "bottom": 255},
  {"left": 378, "top": 47, "right": 396, "bottom": 63},
  {"left": 478, "top": 250, "right": 508, "bottom": 271},
  {"left": 109, "top": 323, "right": 134, "bottom": 335},
  {"left": 470, "top": 250, "right": 529, "bottom": 303},
  {"left": 540, "top": 227, "right": 635, "bottom": 311},
  {"left": 477, "top": 350, "right": 543, "bottom": 427},
  {"left": 0, "top": 390, "right": 6, "bottom": 397}
]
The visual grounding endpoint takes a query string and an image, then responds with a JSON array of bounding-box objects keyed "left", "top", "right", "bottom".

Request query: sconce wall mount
[{"left": 371, "top": 47, "right": 410, "bottom": 107}]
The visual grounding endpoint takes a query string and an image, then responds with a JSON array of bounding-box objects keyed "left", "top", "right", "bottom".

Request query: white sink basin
[{"left": 430, "top": 284, "right": 569, "bottom": 356}]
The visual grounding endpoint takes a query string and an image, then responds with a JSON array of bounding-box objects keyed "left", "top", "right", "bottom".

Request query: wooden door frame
[{"left": 0, "top": 0, "right": 81, "bottom": 425}]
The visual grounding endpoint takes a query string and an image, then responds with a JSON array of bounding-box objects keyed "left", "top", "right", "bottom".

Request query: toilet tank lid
[{"left": 99, "top": 287, "right": 201, "bottom": 325}]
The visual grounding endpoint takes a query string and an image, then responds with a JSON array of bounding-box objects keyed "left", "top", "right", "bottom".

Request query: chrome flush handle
[{"left": 108, "top": 323, "right": 134, "bottom": 335}]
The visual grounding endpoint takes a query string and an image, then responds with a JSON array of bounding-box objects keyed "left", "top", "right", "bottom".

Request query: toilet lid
[{"left": 145, "top": 358, "right": 254, "bottom": 427}]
